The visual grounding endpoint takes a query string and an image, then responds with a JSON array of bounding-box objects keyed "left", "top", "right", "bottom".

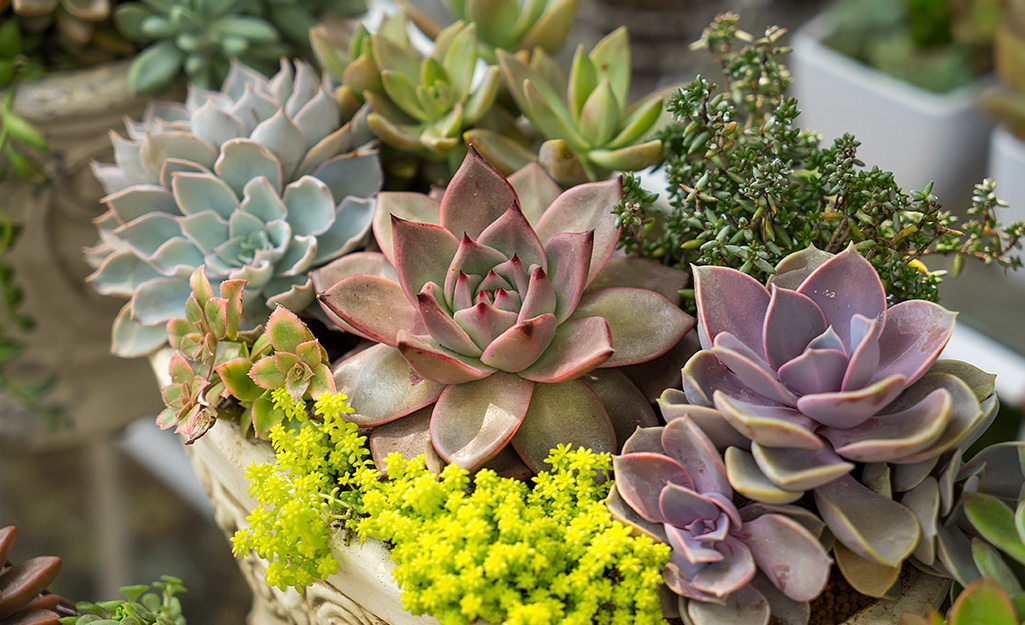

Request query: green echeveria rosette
[
  {"left": 313, "top": 148, "right": 694, "bottom": 474},
  {"left": 660, "top": 244, "right": 999, "bottom": 596},
  {"left": 86, "top": 59, "right": 383, "bottom": 358},
  {"left": 482, "top": 26, "right": 666, "bottom": 186}
]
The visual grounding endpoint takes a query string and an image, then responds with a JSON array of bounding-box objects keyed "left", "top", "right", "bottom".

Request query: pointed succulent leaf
[
  {"left": 512, "top": 379, "right": 616, "bottom": 472},
  {"left": 430, "top": 372, "right": 533, "bottom": 470},
  {"left": 589, "top": 27, "right": 630, "bottom": 107},
  {"left": 519, "top": 316, "right": 613, "bottom": 382},
  {"left": 397, "top": 331, "right": 496, "bottom": 384},
  {"left": 332, "top": 344, "right": 445, "bottom": 426},
  {"left": 612, "top": 451, "right": 691, "bottom": 524},
  {"left": 215, "top": 357, "right": 264, "bottom": 401}
]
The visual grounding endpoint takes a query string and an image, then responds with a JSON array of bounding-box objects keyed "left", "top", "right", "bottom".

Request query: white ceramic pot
[
  {"left": 790, "top": 13, "right": 995, "bottom": 206},
  {"left": 986, "top": 125, "right": 1025, "bottom": 288},
  {"left": 0, "top": 62, "right": 165, "bottom": 444}
]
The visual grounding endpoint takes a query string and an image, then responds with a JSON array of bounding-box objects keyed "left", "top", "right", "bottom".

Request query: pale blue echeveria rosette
[
  {"left": 313, "top": 148, "right": 695, "bottom": 473},
  {"left": 659, "top": 245, "right": 999, "bottom": 595},
  {"left": 86, "top": 59, "right": 383, "bottom": 358}
]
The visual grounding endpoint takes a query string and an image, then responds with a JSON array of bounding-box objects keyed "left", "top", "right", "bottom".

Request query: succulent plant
[
  {"left": 608, "top": 417, "right": 831, "bottom": 625},
  {"left": 2, "top": 0, "right": 135, "bottom": 68},
  {"left": 85, "top": 58, "right": 382, "bottom": 358},
  {"left": 313, "top": 148, "right": 694, "bottom": 473},
  {"left": 487, "top": 27, "right": 666, "bottom": 185},
  {"left": 361, "top": 17, "right": 502, "bottom": 163},
  {"left": 63, "top": 575, "right": 187, "bottom": 625},
  {"left": 400, "top": 0, "right": 577, "bottom": 62},
  {"left": 0, "top": 526, "right": 71, "bottom": 625},
  {"left": 900, "top": 576, "right": 1024, "bottom": 625},
  {"left": 240, "top": 0, "right": 367, "bottom": 50},
  {"left": 659, "top": 244, "right": 998, "bottom": 595}
]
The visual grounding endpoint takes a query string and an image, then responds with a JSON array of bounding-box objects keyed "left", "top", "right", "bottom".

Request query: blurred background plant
[
  {"left": 821, "top": 0, "right": 1000, "bottom": 94},
  {"left": 978, "top": 0, "right": 1025, "bottom": 138}
]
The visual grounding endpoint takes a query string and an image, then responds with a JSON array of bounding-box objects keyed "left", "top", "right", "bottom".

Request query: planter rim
[
  {"left": 792, "top": 13, "right": 995, "bottom": 116},
  {"left": 5, "top": 58, "right": 140, "bottom": 122}
]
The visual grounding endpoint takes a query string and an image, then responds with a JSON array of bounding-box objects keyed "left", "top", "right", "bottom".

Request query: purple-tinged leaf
[
  {"left": 768, "top": 245, "right": 834, "bottom": 290},
  {"left": 587, "top": 255, "right": 689, "bottom": 304},
  {"left": 936, "top": 524, "right": 982, "bottom": 587},
  {"left": 693, "top": 265, "right": 770, "bottom": 355},
  {"left": 607, "top": 483, "right": 668, "bottom": 542},
  {"left": 368, "top": 405, "right": 433, "bottom": 476},
  {"left": 714, "top": 392, "right": 822, "bottom": 451},
  {"left": 475, "top": 205, "right": 547, "bottom": 272},
  {"left": 373, "top": 191, "right": 442, "bottom": 263},
  {"left": 621, "top": 426, "right": 667, "bottom": 455},
  {"left": 796, "top": 246, "right": 886, "bottom": 354},
  {"left": 430, "top": 373, "right": 533, "bottom": 470},
  {"left": 814, "top": 473, "right": 920, "bottom": 567},
  {"left": 453, "top": 301, "right": 518, "bottom": 348},
  {"left": 683, "top": 350, "right": 766, "bottom": 409},
  {"left": 752, "top": 443, "right": 855, "bottom": 492},
  {"left": 724, "top": 447, "right": 803, "bottom": 505},
  {"left": 901, "top": 477, "right": 939, "bottom": 565},
  {"left": 886, "top": 373, "right": 984, "bottom": 464},
  {"left": 416, "top": 282, "right": 482, "bottom": 357},
  {"left": 440, "top": 147, "right": 518, "bottom": 241},
  {"left": 533, "top": 177, "right": 622, "bottom": 284},
  {"left": 662, "top": 417, "right": 732, "bottom": 497},
  {"left": 542, "top": 230, "right": 593, "bottom": 322},
  {"left": 713, "top": 333, "right": 797, "bottom": 406},
  {"left": 871, "top": 300, "right": 957, "bottom": 387},
  {"left": 763, "top": 286, "right": 826, "bottom": 370},
  {"left": 659, "top": 388, "right": 754, "bottom": 450},
  {"left": 690, "top": 537, "right": 757, "bottom": 597},
  {"left": 660, "top": 484, "right": 725, "bottom": 532},
  {"left": 842, "top": 314, "right": 882, "bottom": 391},
  {"left": 833, "top": 541, "right": 901, "bottom": 598},
  {"left": 0, "top": 556, "right": 61, "bottom": 615},
  {"left": 613, "top": 452, "right": 694, "bottom": 523},
  {"left": 796, "top": 373, "right": 907, "bottom": 428},
  {"left": 511, "top": 379, "right": 616, "bottom": 473},
  {"left": 332, "top": 344, "right": 444, "bottom": 426},
  {"left": 519, "top": 316, "right": 613, "bottom": 382},
  {"left": 319, "top": 274, "right": 422, "bottom": 347},
  {"left": 961, "top": 443, "right": 1025, "bottom": 501},
  {"left": 392, "top": 216, "right": 461, "bottom": 303},
  {"left": 748, "top": 573, "right": 810, "bottom": 625},
  {"left": 517, "top": 267, "right": 558, "bottom": 321},
  {"left": 396, "top": 331, "right": 496, "bottom": 384},
  {"left": 820, "top": 388, "right": 951, "bottom": 463},
  {"left": 735, "top": 514, "right": 831, "bottom": 602},
  {"left": 479, "top": 314, "right": 558, "bottom": 372},
  {"left": 777, "top": 348, "right": 848, "bottom": 396},
  {"left": 445, "top": 236, "right": 507, "bottom": 299},
  {"left": 507, "top": 161, "right": 561, "bottom": 225},
  {"left": 573, "top": 287, "right": 694, "bottom": 368}
]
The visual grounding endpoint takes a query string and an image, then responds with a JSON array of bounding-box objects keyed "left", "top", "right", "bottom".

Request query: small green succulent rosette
[
  {"left": 481, "top": 26, "right": 666, "bottom": 185},
  {"left": 401, "top": 0, "right": 577, "bottom": 62},
  {"left": 86, "top": 59, "right": 382, "bottom": 358}
]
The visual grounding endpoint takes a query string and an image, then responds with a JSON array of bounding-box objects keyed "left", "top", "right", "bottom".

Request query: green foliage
[
  {"left": 899, "top": 577, "right": 1025, "bottom": 625},
  {"left": 61, "top": 576, "right": 187, "bottom": 625},
  {"left": 230, "top": 391, "right": 369, "bottom": 590},
  {"left": 617, "top": 13, "right": 1023, "bottom": 308},
  {"left": 824, "top": 0, "right": 985, "bottom": 94},
  {"left": 358, "top": 446, "right": 670, "bottom": 625}
]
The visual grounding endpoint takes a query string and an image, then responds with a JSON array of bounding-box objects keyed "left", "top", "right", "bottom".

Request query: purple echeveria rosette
[
  {"left": 609, "top": 417, "right": 831, "bottom": 625},
  {"left": 312, "top": 148, "right": 695, "bottom": 474},
  {"left": 659, "top": 245, "right": 998, "bottom": 596}
]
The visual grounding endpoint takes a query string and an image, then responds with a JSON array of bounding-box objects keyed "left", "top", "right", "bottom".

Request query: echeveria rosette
[
  {"left": 609, "top": 417, "right": 831, "bottom": 625},
  {"left": 86, "top": 59, "right": 383, "bottom": 358},
  {"left": 665, "top": 245, "right": 998, "bottom": 596},
  {"left": 314, "top": 148, "right": 694, "bottom": 472}
]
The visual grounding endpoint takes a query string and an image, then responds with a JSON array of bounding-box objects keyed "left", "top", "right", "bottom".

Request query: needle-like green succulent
[{"left": 488, "top": 27, "right": 666, "bottom": 185}]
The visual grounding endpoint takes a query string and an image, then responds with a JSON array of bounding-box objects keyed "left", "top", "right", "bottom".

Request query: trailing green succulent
[
  {"left": 401, "top": 0, "right": 577, "bottom": 62},
  {"left": 231, "top": 390, "right": 367, "bottom": 590},
  {"left": 358, "top": 445, "right": 669, "bottom": 625},
  {"left": 489, "top": 27, "right": 666, "bottom": 186},
  {"left": 617, "top": 13, "right": 1024, "bottom": 307},
  {"left": 61, "top": 576, "right": 187, "bottom": 625}
]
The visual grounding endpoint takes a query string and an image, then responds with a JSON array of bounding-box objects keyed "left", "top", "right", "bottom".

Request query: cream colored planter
[
  {"left": 0, "top": 61, "right": 164, "bottom": 444},
  {"left": 790, "top": 14, "right": 995, "bottom": 206}
]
